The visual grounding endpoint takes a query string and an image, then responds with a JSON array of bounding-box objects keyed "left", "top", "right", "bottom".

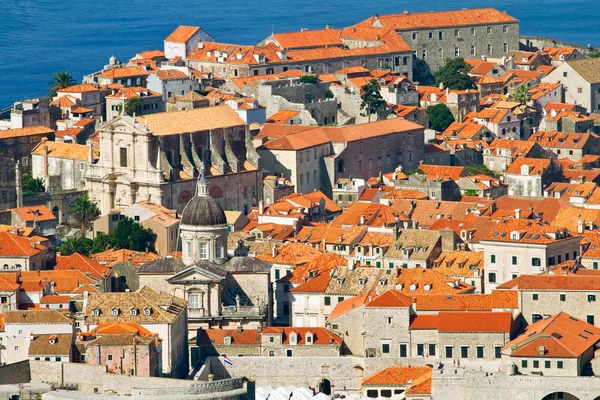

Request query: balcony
[{"left": 188, "top": 307, "right": 208, "bottom": 320}]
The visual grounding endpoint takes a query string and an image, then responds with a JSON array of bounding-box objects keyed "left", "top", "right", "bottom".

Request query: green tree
[
  {"left": 49, "top": 72, "right": 77, "bottom": 96},
  {"left": 465, "top": 164, "right": 501, "bottom": 179},
  {"left": 360, "top": 79, "right": 386, "bottom": 122},
  {"left": 299, "top": 75, "right": 317, "bottom": 84},
  {"left": 434, "top": 57, "right": 474, "bottom": 90},
  {"left": 69, "top": 195, "right": 100, "bottom": 234},
  {"left": 117, "top": 97, "right": 143, "bottom": 116},
  {"left": 589, "top": 51, "right": 600, "bottom": 58},
  {"left": 512, "top": 84, "right": 532, "bottom": 104},
  {"left": 412, "top": 58, "right": 435, "bottom": 85},
  {"left": 426, "top": 104, "right": 455, "bottom": 132},
  {"left": 463, "top": 189, "right": 480, "bottom": 197},
  {"left": 91, "top": 232, "right": 111, "bottom": 254},
  {"left": 325, "top": 90, "right": 334, "bottom": 99},
  {"left": 405, "top": 168, "right": 425, "bottom": 175},
  {"left": 57, "top": 237, "right": 93, "bottom": 256},
  {"left": 22, "top": 174, "right": 45, "bottom": 195},
  {"left": 110, "top": 217, "right": 157, "bottom": 252}
]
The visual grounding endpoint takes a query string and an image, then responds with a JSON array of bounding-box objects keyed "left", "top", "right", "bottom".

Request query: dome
[
  {"left": 180, "top": 195, "right": 227, "bottom": 226},
  {"left": 180, "top": 164, "right": 227, "bottom": 226}
]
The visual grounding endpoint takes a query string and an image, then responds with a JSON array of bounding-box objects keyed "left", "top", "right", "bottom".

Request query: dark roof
[
  {"left": 221, "top": 256, "right": 273, "bottom": 273},
  {"left": 180, "top": 195, "right": 227, "bottom": 226},
  {"left": 138, "top": 257, "right": 187, "bottom": 274}
]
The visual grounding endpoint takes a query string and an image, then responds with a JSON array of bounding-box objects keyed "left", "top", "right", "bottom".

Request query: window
[
  {"left": 439, "top": 48, "right": 443, "bottom": 58},
  {"left": 144, "top": 308, "right": 152, "bottom": 316},
  {"left": 454, "top": 29, "right": 460, "bottom": 37},
  {"left": 503, "top": 25, "right": 508, "bottom": 33},
  {"left": 488, "top": 272, "right": 496, "bottom": 283},
  {"left": 119, "top": 147, "right": 128, "bottom": 168},
  {"left": 454, "top": 47, "right": 459, "bottom": 57},
  {"left": 382, "top": 344, "right": 390, "bottom": 354},
  {"left": 386, "top": 317, "right": 392, "bottom": 325},
  {"left": 521, "top": 360, "right": 527, "bottom": 368},
  {"left": 14, "top": 346, "right": 19, "bottom": 351},
  {"left": 578, "top": 87, "right": 583, "bottom": 94},
  {"left": 557, "top": 360, "right": 563, "bottom": 369},
  {"left": 417, "top": 344, "right": 424, "bottom": 356},
  {"left": 532, "top": 293, "right": 538, "bottom": 301},
  {"left": 548, "top": 256, "right": 555, "bottom": 266},
  {"left": 563, "top": 72, "right": 568, "bottom": 78},
  {"left": 490, "top": 254, "right": 496, "bottom": 263},
  {"left": 93, "top": 309, "right": 100, "bottom": 317},
  {"left": 422, "top": 49, "right": 427, "bottom": 60},
  {"left": 460, "top": 346, "right": 469, "bottom": 358},
  {"left": 324, "top": 296, "right": 331, "bottom": 306},
  {"left": 512, "top": 256, "right": 517, "bottom": 265},
  {"left": 438, "top": 31, "right": 443, "bottom": 40},
  {"left": 445, "top": 346, "right": 453, "bottom": 358},
  {"left": 429, "top": 344, "right": 436, "bottom": 356},
  {"left": 471, "top": 45, "right": 476, "bottom": 56},
  {"left": 399, "top": 344, "right": 407, "bottom": 357},
  {"left": 487, "top": 44, "right": 492, "bottom": 55},
  {"left": 532, "top": 314, "right": 543, "bottom": 323},
  {"left": 533, "top": 360, "right": 539, "bottom": 369},
  {"left": 111, "top": 309, "right": 119, "bottom": 316},
  {"left": 428, "top": 31, "right": 433, "bottom": 39},
  {"left": 487, "top": 27, "right": 492, "bottom": 34},
  {"left": 286, "top": 350, "right": 293, "bottom": 357},
  {"left": 199, "top": 243, "right": 208, "bottom": 259},
  {"left": 269, "top": 351, "right": 275, "bottom": 357},
  {"left": 476, "top": 346, "right": 484, "bottom": 359},
  {"left": 504, "top": 42, "right": 508, "bottom": 53},
  {"left": 532, "top": 258, "right": 541, "bottom": 267},
  {"left": 589, "top": 294, "right": 597, "bottom": 302},
  {"left": 560, "top": 293, "right": 566, "bottom": 302},
  {"left": 412, "top": 32, "right": 417, "bottom": 41},
  {"left": 338, "top": 297, "right": 344, "bottom": 303},
  {"left": 275, "top": 269, "right": 280, "bottom": 280},
  {"left": 108, "top": 355, "right": 113, "bottom": 361},
  {"left": 189, "top": 294, "right": 199, "bottom": 309},
  {"left": 587, "top": 315, "right": 595, "bottom": 325},
  {"left": 130, "top": 308, "right": 137, "bottom": 316},
  {"left": 494, "top": 346, "right": 502, "bottom": 359}
]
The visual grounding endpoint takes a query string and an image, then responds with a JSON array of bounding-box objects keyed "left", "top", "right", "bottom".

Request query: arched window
[
  {"left": 178, "top": 191, "right": 192, "bottom": 204},
  {"left": 209, "top": 186, "right": 223, "bottom": 198}
]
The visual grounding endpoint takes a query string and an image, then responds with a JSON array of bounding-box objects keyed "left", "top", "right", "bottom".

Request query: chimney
[
  {"left": 578, "top": 220, "right": 585, "bottom": 234},
  {"left": 237, "top": 325, "right": 243, "bottom": 334},
  {"left": 440, "top": 229, "right": 457, "bottom": 253},
  {"left": 538, "top": 346, "right": 545, "bottom": 356},
  {"left": 589, "top": 221, "right": 595, "bottom": 231},
  {"left": 259, "top": 200, "right": 264, "bottom": 214},
  {"left": 515, "top": 209, "right": 521, "bottom": 219},
  {"left": 15, "top": 161, "right": 23, "bottom": 208},
  {"left": 42, "top": 144, "right": 49, "bottom": 178},
  {"left": 537, "top": 212, "right": 544, "bottom": 222},
  {"left": 321, "top": 238, "right": 326, "bottom": 250},
  {"left": 272, "top": 244, "right": 278, "bottom": 258},
  {"left": 348, "top": 258, "right": 355, "bottom": 270},
  {"left": 359, "top": 215, "right": 366, "bottom": 225}
]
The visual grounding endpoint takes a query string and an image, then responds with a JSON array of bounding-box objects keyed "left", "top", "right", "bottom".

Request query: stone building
[
  {"left": 165, "top": 91, "right": 210, "bottom": 112},
  {"left": 355, "top": 8, "right": 519, "bottom": 72},
  {"left": 163, "top": 25, "right": 216, "bottom": 60},
  {"left": 542, "top": 58, "right": 600, "bottom": 113},
  {"left": 147, "top": 69, "right": 200, "bottom": 102},
  {"left": 362, "top": 366, "right": 432, "bottom": 400},
  {"left": 82, "top": 286, "right": 188, "bottom": 378},
  {"left": 528, "top": 131, "right": 600, "bottom": 162},
  {"left": 418, "top": 86, "right": 480, "bottom": 122},
  {"left": 86, "top": 105, "right": 262, "bottom": 215},
  {"left": 0, "top": 126, "right": 55, "bottom": 175},
  {"left": 0, "top": 231, "right": 50, "bottom": 271},
  {"left": 257, "top": 118, "right": 424, "bottom": 196},
  {"left": 503, "top": 157, "right": 563, "bottom": 197},
  {"left": 480, "top": 218, "right": 581, "bottom": 292},
  {"left": 0, "top": 158, "right": 17, "bottom": 210},
  {"left": 263, "top": 174, "right": 294, "bottom": 206},
  {"left": 105, "top": 87, "right": 164, "bottom": 120},
  {"left": 0, "top": 98, "right": 53, "bottom": 130},
  {"left": 483, "top": 138, "right": 548, "bottom": 173}
]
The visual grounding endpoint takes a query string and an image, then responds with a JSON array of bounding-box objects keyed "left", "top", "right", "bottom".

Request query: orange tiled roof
[
  {"left": 31, "top": 141, "right": 91, "bottom": 161},
  {"left": 503, "top": 312, "right": 600, "bottom": 358},
  {"left": 19, "top": 270, "right": 97, "bottom": 293},
  {"left": 437, "top": 311, "right": 512, "bottom": 332},
  {"left": 255, "top": 242, "right": 321, "bottom": 265},
  {"left": 482, "top": 218, "right": 572, "bottom": 244},
  {"left": 433, "top": 251, "right": 483, "bottom": 278},
  {"left": 504, "top": 157, "right": 552, "bottom": 175},
  {"left": 261, "top": 327, "right": 342, "bottom": 345},
  {"left": 366, "top": 289, "right": 412, "bottom": 308},
  {"left": 98, "top": 66, "right": 150, "bottom": 79},
  {"left": 271, "top": 28, "right": 343, "bottom": 50},
  {"left": 497, "top": 274, "right": 600, "bottom": 291},
  {"left": 442, "top": 122, "right": 487, "bottom": 139},
  {"left": 86, "top": 321, "right": 158, "bottom": 338},
  {"left": 90, "top": 249, "right": 160, "bottom": 267},
  {"left": 529, "top": 130, "right": 591, "bottom": 149},
  {"left": 328, "top": 290, "right": 375, "bottom": 320},
  {"left": 418, "top": 164, "right": 468, "bottom": 181},
  {"left": 528, "top": 82, "right": 561, "bottom": 100},
  {"left": 165, "top": 25, "right": 201, "bottom": 43},
  {"left": 155, "top": 69, "right": 189, "bottom": 80},
  {"left": 40, "top": 295, "right": 70, "bottom": 304},
  {"left": 283, "top": 253, "right": 348, "bottom": 284},
  {"left": 0, "top": 126, "right": 54, "bottom": 140},
  {"left": 329, "top": 202, "right": 402, "bottom": 228},
  {"left": 362, "top": 366, "right": 431, "bottom": 387},
  {"left": 106, "top": 86, "right": 160, "bottom": 99},
  {"left": 11, "top": 205, "right": 56, "bottom": 223},
  {"left": 54, "top": 253, "right": 111, "bottom": 279},
  {"left": 57, "top": 84, "right": 101, "bottom": 93},
  {"left": 413, "top": 291, "right": 518, "bottom": 312},
  {"left": 381, "top": 189, "right": 428, "bottom": 200},
  {"left": 266, "top": 110, "right": 300, "bottom": 124}
]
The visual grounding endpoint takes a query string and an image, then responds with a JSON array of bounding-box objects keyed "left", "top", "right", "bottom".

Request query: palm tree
[
  {"left": 28, "top": 177, "right": 45, "bottom": 193},
  {"left": 57, "top": 237, "right": 92, "bottom": 256},
  {"left": 512, "top": 84, "right": 532, "bottom": 105},
  {"left": 49, "top": 72, "right": 77, "bottom": 96},
  {"left": 69, "top": 195, "right": 100, "bottom": 234}
]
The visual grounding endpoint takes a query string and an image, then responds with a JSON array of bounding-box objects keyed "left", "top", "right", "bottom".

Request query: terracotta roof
[
  {"left": 362, "top": 366, "right": 431, "bottom": 387},
  {"left": 136, "top": 105, "right": 244, "bottom": 136},
  {"left": 418, "top": 164, "right": 468, "bottom": 181},
  {"left": 381, "top": 189, "right": 428, "bottom": 200},
  {"left": 366, "top": 289, "right": 413, "bottom": 308},
  {"left": 0, "top": 274, "right": 20, "bottom": 291},
  {"left": 433, "top": 251, "right": 483, "bottom": 278},
  {"left": 57, "top": 84, "right": 101, "bottom": 93},
  {"left": 262, "top": 327, "right": 342, "bottom": 345},
  {"left": 266, "top": 110, "right": 300, "bottom": 124},
  {"left": 54, "top": 253, "right": 111, "bottom": 279},
  {"left": 529, "top": 130, "right": 591, "bottom": 149},
  {"left": 255, "top": 242, "right": 322, "bottom": 265},
  {"left": 155, "top": 69, "right": 189, "bottom": 80},
  {"left": 437, "top": 311, "right": 512, "bottom": 332},
  {"left": 442, "top": 122, "right": 488, "bottom": 139},
  {"left": 106, "top": 86, "right": 161, "bottom": 99},
  {"left": 0, "top": 231, "right": 46, "bottom": 257},
  {"left": 413, "top": 291, "right": 518, "bottom": 312},
  {"left": 409, "top": 314, "right": 439, "bottom": 329},
  {"left": 3, "top": 309, "right": 72, "bottom": 324},
  {"left": 98, "top": 66, "right": 150, "bottom": 79},
  {"left": 0, "top": 126, "right": 54, "bottom": 140},
  {"left": 90, "top": 249, "right": 160, "bottom": 267},
  {"left": 504, "top": 157, "right": 552, "bottom": 175},
  {"left": 28, "top": 333, "right": 73, "bottom": 356},
  {"left": 330, "top": 202, "right": 402, "bottom": 228},
  {"left": 40, "top": 295, "right": 70, "bottom": 304},
  {"left": 497, "top": 274, "right": 600, "bottom": 291},
  {"left": 481, "top": 218, "right": 573, "bottom": 244},
  {"left": 11, "top": 205, "right": 56, "bottom": 223},
  {"left": 86, "top": 321, "right": 158, "bottom": 339},
  {"left": 503, "top": 312, "right": 600, "bottom": 358},
  {"left": 19, "top": 270, "right": 97, "bottom": 293},
  {"left": 31, "top": 141, "right": 91, "bottom": 161},
  {"left": 327, "top": 290, "right": 375, "bottom": 320},
  {"left": 165, "top": 25, "right": 201, "bottom": 43},
  {"left": 283, "top": 253, "right": 348, "bottom": 284},
  {"left": 271, "top": 29, "right": 343, "bottom": 49}
]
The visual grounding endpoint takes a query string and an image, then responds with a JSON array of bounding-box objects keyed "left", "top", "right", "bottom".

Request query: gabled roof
[
  {"left": 0, "top": 231, "right": 46, "bottom": 257},
  {"left": 0, "top": 126, "right": 54, "bottom": 140},
  {"left": 437, "top": 311, "right": 512, "bottom": 332},
  {"left": 165, "top": 25, "right": 201, "bottom": 43},
  {"left": 503, "top": 312, "right": 600, "bottom": 357},
  {"left": 565, "top": 58, "right": 600, "bottom": 84},
  {"left": 504, "top": 157, "right": 552, "bottom": 175},
  {"left": 270, "top": 28, "right": 343, "bottom": 50},
  {"left": 362, "top": 366, "right": 431, "bottom": 387},
  {"left": 54, "top": 253, "right": 111, "bottom": 279},
  {"left": 29, "top": 333, "right": 73, "bottom": 356},
  {"left": 327, "top": 290, "right": 375, "bottom": 320},
  {"left": 11, "top": 205, "right": 56, "bottom": 223},
  {"left": 98, "top": 66, "right": 150, "bottom": 79},
  {"left": 3, "top": 309, "right": 72, "bottom": 324},
  {"left": 418, "top": 164, "right": 468, "bottom": 181},
  {"left": 31, "top": 141, "right": 91, "bottom": 161},
  {"left": 497, "top": 274, "right": 600, "bottom": 291},
  {"left": 256, "top": 242, "right": 322, "bottom": 265},
  {"left": 481, "top": 218, "right": 573, "bottom": 244},
  {"left": 366, "top": 289, "right": 412, "bottom": 308}
]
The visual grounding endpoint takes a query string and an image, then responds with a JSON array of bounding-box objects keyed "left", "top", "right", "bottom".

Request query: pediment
[
  {"left": 167, "top": 263, "right": 227, "bottom": 283},
  {"left": 100, "top": 115, "right": 148, "bottom": 135}
]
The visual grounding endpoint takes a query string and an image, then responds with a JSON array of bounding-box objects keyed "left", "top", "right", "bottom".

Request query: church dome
[{"left": 180, "top": 166, "right": 227, "bottom": 226}]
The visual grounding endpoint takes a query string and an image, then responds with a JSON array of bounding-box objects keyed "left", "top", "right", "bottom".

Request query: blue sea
[{"left": 0, "top": 0, "right": 598, "bottom": 108}]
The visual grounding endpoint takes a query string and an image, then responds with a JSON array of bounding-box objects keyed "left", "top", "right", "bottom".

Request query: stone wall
[{"left": 0, "top": 360, "right": 31, "bottom": 384}]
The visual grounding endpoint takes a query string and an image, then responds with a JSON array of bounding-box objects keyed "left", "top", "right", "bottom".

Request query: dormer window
[
  {"left": 49, "top": 337, "right": 56, "bottom": 345},
  {"left": 337, "top": 278, "right": 344, "bottom": 285},
  {"left": 424, "top": 284, "right": 431, "bottom": 291},
  {"left": 290, "top": 332, "right": 298, "bottom": 345},
  {"left": 356, "top": 246, "right": 362, "bottom": 254},
  {"left": 305, "top": 332, "right": 313, "bottom": 345},
  {"left": 359, "top": 279, "right": 367, "bottom": 286},
  {"left": 224, "top": 336, "right": 232, "bottom": 346},
  {"left": 379, "top": 279, "right": 387, "bottom": 286},
  {"left": 130, "top": 308, "right": 138, "bottom": 316},
  {"left": 111, "top": 308, "right": 120, "bottom": 317},
  {"left": 144, "top": 308, "right": 152, "bottom": 316},
  {"left": 409, "top": 283, "right": 418, "bottom": 291},
  {"left": 92, "top": 309, "right": 100, "bottom": 317}
]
